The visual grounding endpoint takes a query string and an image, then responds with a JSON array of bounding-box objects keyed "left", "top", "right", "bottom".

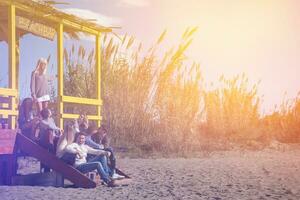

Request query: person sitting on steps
[
  {"left": 18, "top": 98, "right": 40, "bottom": 140},
  {"left": 38, "top": 108, "right": 62, "bottom": 172},
  {"left": 75, "top": 115, "right": 124, "bottom": 180},
  {"left": 90, "top": 125, "right": 125, "bottom": 180},
  {"left": 56, "top": 121, "right": 77, "bottom": 165},
  {"left": 65, "top": 132, "right": 116, "bottom": 187}
]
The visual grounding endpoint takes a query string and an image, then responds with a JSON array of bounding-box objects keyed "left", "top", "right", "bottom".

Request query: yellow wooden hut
[
  {"left": 0, "top": 0, "right": 132, "bottom": 188},
  {"left": 0, "top": 0, "right": 111, "bottom": 129}
]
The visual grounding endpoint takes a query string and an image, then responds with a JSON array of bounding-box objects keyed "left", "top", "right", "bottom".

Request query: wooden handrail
[
  {"left": 0, "top": 109, "right": 18, "bottom": 116},
  {"left": 0, "top": 88, "right": 18, "bottom": 97},
  {"left": 61, "top": 113, "right": 102, "bottom": 121},
  {"left": 62, "top": 95, "right": 102, "bottom": 106}
]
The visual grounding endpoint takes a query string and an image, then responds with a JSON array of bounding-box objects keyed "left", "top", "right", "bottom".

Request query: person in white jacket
[
  {"left": 65, "top": 132, "right": 115, "bottom": 186},
  {"left": 56, "top": 122, "right": 77, "bottom": 165}
]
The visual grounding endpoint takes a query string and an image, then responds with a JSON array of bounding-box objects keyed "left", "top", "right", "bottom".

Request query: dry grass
[
  {"left": 200, "top": 74, "right": 262, "bottom": 149},
  {"left": 262, "top": 95, "right": 300, "bottom": 143},
  {"left": 62, "top": 28, "right": 300, "bottom": 154}
]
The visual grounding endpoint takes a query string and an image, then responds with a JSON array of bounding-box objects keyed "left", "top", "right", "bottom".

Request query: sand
[{"left": 1, "top": 147, "right": 300, "bottom": 200}]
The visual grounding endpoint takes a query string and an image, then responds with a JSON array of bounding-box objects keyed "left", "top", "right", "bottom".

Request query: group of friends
[{"left": 17, "top": 58, "right": 124, "bottom": 187}]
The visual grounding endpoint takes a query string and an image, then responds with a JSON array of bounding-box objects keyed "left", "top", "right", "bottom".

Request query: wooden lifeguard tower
[
  {"left": 0, "top": 0, "right": 129, "bottom": 188},
  {"left": 0, "top": 0, "right": 111, "bottom": 129}
]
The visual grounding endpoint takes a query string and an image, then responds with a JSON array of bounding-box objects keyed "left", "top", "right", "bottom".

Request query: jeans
[
  {"left": 76, "top": 161, "right": 110, "bottom": 183},
  {"left": 88, "top": 155, "right": 112, "bottom": 175},
  {"left": 87, "top": 148, "right": 116, "bottom": 175}
]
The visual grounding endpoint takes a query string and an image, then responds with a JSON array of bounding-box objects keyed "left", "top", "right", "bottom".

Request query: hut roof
[{"left": 0, "top": 0, "right": 113, "bottom": 42}]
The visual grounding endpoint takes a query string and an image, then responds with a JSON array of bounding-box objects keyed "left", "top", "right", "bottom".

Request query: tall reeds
[
  {"left": 99, "top": 27, "right": 203, "bottom": 153},
  {"left": 62, "top": 29, "right": 300, "bottom": 154},
  {"left": 201, "top": 74, "right": 262, "bottom": 149},
  {"left": 263, "top": 94, "right": 300, "bottom": 143}
]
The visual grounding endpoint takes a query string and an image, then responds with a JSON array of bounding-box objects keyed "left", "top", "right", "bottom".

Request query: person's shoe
[{"left": 111, "top": 173, "right": 125, "bottom": 180}]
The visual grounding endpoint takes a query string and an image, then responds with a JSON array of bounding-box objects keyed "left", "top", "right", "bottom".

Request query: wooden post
[
  {"left": 8, "top": 4, "right": 17, "bottom": 129},
  {"left": 96, "top": 33, "right": 101, "bottom": 127},
  {"left": 57, "top": 23, "right": 64, "bottom": 128},
  {"left": 16, "top": 38, "right": 20, "bottom": 91}
]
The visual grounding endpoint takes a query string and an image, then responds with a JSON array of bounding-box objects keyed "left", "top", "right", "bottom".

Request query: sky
[{"left": 1, "top": 0, "right": 300, "bottom": 113}]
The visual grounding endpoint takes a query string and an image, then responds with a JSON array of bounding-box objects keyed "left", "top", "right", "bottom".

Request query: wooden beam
[
  {"left": 0, "top": 110, "right": 18, "bottom": 116},
  {"left": 62, "top": 113, "right": 102, "bottom": 121},
  {"left": 8, "top": 4, "right": 17, "bottom": 129},
  {"left": 61, "top": 19, "right": 100, "bottom": 35},
  {"left": 0, "top": 88, "right": 18, "bottom": 96},
  {"left": 57, "top": 23, "right": 64, "bottom": 128},
  {"left": 8, "top": 4, "right": 16, "bottom": 90},
  {"left": 96, "top": 33, "right": 102, "bottom": 126},
  {"left": 16, "top": 38, "right": 20, "bottom": 90},
  {"left": 14, "top": 2, "right": 108, "bottom": 35},
  {"left": 62, "top": 95, "right": 102, "bottom": 106},
  {"left": 0, "top": 0, "right": 112, "bottom": 33}
]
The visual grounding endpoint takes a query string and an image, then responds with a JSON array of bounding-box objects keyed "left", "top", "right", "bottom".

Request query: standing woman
[{"left": 30, "top": 58, "right": 51, "bottom": 115}]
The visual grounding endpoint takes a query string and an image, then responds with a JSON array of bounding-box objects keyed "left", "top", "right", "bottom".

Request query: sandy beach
[{"left": 1, "top": 147, "right": 300, "bottom": 200}]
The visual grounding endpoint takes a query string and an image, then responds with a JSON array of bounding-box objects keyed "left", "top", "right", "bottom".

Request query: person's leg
[
  {"left": 104, "top": 147, "right": 116, "bottom": 175},
  {"left": 88, "top": 155, "right": 111, "bottom": 175},
  {"left": 53, "top": 135, "right": 59, "bottom": 153},
  {"left": 48, "top": 130, "right": 54, "bottom": 145},
  {"left": 39, "top": 143, "right": 53, "bottom": 173},
  {"left": 38, "top": 130, "right": 52, "bottom": 172},
  {"left": 87, "top": 154, "right": 95, "bottom": 162},
  {"left": 36, "top": 102, "right": 43, "bottom": 115},
  {"left": 76, "top": 162, "right": 110, "bottom": 183},
  {"left": 60, "top": 152, "right": 76, "bottom": 165}
]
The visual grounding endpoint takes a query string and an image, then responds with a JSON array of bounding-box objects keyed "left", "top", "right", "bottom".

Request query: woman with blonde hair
[
  {"left": 30, "top": 58, "right": 53, "bottom": 114},
  {"left": 56, "top": 121, "right": 76, "bottom": 165}
]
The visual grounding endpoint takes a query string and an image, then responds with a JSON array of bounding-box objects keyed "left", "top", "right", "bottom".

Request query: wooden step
[{"left": 12, "top": 171, "right": 64, "bottom": 187}]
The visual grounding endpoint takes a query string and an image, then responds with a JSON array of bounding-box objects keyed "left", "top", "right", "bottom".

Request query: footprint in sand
[{"left": 262, "top": 167, "right": 270, "bottom": 175}]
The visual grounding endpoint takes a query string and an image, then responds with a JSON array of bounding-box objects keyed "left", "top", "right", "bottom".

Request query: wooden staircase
[{"left": 15, "top": 133, "right": 97, "bottom": 188}]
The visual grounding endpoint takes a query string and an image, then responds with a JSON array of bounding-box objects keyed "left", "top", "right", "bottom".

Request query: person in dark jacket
[
  {"left": 90, "top": 125, "right": 124, "bottom": 180},
  {"left": 18, "top": 98, "right": 40, "bottom": 139},
  {"left": 38, "top": 108, "right": 61, "bottom": 172}
]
